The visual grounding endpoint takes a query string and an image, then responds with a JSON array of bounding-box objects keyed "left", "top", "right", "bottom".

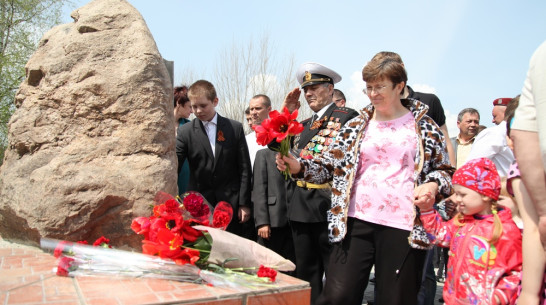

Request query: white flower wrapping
[
  {"left": 194, "top": 225, "right": 296, "bottom": 271},
  {"left": 42, "top": 225, "right": 295, "bottom": 290}
]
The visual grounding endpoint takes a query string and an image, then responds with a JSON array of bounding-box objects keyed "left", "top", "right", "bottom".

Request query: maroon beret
[{"left": 492, "top": 98, "right": 511, "bottom": 106}]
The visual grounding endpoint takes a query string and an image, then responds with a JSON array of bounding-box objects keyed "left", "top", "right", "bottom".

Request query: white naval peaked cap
[{"left": 296, "top": 62, "right": 342, "bottom": 88}]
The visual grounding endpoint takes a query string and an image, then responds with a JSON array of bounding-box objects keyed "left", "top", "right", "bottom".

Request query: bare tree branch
[
  {"left": 0, "top": 0, "right": 70, "bottom": 164},
  {"left": 212, "top": 32, "right": 308, "bottom": 134}
]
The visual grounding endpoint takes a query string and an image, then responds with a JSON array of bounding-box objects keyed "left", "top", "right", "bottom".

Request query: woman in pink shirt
[{"left": 277, "top": 54, "right": 453, "bottom": 305}]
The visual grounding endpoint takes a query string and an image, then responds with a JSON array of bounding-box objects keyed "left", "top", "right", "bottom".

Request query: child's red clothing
[{"left": 420, "top": 209, "right": 522, "bottom": 305}]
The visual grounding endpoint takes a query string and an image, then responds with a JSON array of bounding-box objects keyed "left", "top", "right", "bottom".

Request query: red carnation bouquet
[
  {"left": 253, "top": 107, "right": 304, "bottom": 179},
  {"left": 44, "top": 191, "right": 294, "bottom": 290}
]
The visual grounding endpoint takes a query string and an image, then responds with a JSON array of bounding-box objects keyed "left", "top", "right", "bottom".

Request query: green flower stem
[
  {"left": 280, "top": 135, "right": 292, "bottom": 180},
  {"left": 224, "top": 266, "right": 258, "bottom": 271},
  {"left": 181, "top": 245, "right": 210, "bottom": 253}
]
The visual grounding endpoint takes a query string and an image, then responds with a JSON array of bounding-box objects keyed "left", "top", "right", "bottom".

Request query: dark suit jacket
[
  {"left": 288, "top": 103, "right": 358, "bottom": 223},
  {"left": 252, "top": 148, "right": 290, "bottom": 228},
  {"left": 407, "top": 85, "right": 446, "bottom": 127},
  {"left": 176, "top": 114, "right": 252, "bottom": 214}
]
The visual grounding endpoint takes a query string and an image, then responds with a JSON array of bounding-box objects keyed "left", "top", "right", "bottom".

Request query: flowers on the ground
[
  {"left": 56, "top": 256, "right": 75, "bottom": 276},
  {"left": 45, "top": 191, "right": 295, "bottom": 291},
  {"left": 182, "top": 192, "right": 210, "bottom": 219},
  {"left": 254, "top": 107, "right": 304, "bottom": 179},
  {"left": 212, "top": 201, "right": 233, "bottom": 230},
  {"left": 257, "top": 265, "right": 278, "bottom": 282},
  {"left": 132, "top": 191, "right": 218, "bottom": 266},
  {"left": 93, "top": 236, "right": 111, "bottom": 248},
  {"left": 53, "top": 236, "right": 111, "bottom": 276}
]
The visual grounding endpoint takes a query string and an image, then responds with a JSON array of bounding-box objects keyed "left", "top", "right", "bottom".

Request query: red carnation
[
  {"left": 56, "top": 256, "right": 75, "bottom": 276},
  {"left": 212, "top": 201, "right": 233, "bottom": 230},
  {"left": 54, "top": 241, "right": 70, "bottom": 258},
  {"left": 152, "top": 199, "right": 182, "bottom": 219},
  {"left": 257, "top": 265, "right": 277, "bottom": 282},
  {"left": 93, "top": 236, "right": 111, "bottom": 248},
  {"left": 183, "top": 193, "right": 210, "bottom": 218},
  {"left": 165, "top": 199, "right": 180, "bottom": 213},
  {"left": 213, "top": 211, "right": 231, "bottom": 230}
]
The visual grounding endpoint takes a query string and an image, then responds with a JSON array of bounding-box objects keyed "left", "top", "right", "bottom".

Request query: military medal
[{"left": 310, "top": 116, "right": 325, "bottom": 130}]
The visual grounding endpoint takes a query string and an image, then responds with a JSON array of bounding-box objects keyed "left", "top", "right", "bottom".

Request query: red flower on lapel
[{"left": 217, "top": 130, "right": 225, "bottom": 142}]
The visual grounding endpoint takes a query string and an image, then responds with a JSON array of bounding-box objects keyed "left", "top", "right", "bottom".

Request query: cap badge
[{"left": 304, "top": 71, "right": 312, "bottom": 82}]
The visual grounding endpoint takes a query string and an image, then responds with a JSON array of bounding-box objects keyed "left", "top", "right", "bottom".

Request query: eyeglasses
[{"left": 363, "top": 85, "right": 389, "bottom": 95}]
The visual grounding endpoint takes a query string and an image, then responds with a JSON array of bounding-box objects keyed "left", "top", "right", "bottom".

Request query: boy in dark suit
[{"left": 176, "top": 80, "right": 252, "bottom": 236}]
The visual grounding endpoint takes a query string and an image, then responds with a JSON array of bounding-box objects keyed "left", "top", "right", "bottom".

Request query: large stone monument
[{"left": 0, "top": 0, "right": 177, "bottom": 248}]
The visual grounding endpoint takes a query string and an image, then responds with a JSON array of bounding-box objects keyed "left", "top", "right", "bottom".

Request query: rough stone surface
[{"left": 0, "top": 0, "right": 177, "bottom": 249}]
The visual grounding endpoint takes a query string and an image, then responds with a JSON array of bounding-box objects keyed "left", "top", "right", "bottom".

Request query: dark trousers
[
  {"left": 240, "top": 217, "right": 257, "bottom": 241},
  {"left": 290, "top": 221, "right": 331, "bottom": 305},
  {"left": 226, "top": 215, "right": 257, "bottom": 241},
  {"left": 436, "top": 247, "right": 449, "bottom": 278},
  {"left": 258, "top": 225, "right": 296, "bottom": 275},
  {"left": 317, "top": 218, "right": 426, "bottom": 305},
  {"left": 417, "top": 248, "right": 437, "bottom": 305}
]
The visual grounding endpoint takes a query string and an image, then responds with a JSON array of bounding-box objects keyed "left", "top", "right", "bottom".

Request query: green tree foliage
[{"left": 0, "top": 0, "right": 68, "bottom": 164}]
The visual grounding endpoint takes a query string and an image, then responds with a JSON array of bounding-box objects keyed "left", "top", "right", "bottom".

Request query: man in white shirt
[
  {"left": 451, "top": 108, "right": 480, "bottom": 169},
  {"left": 467, "top": 98, "right": 514, "bottom": 177},
  {"left": 245, "top": 94, "right": 272, "bottom": 168}
]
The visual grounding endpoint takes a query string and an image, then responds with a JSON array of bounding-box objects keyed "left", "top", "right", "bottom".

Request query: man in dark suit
[
  {"left": 176, "top": 80, "right": 252, "bottom": 236},
  {"left": 252, "top": 148, "right": 295, "bottom": 266},
  {"left": 282, "top": 62, "right": 358, "bottom": 304}
]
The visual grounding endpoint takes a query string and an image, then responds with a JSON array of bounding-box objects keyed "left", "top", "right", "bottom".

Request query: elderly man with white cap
[{"left": 281, "top": 62, "right": 358, "bottom": 304}]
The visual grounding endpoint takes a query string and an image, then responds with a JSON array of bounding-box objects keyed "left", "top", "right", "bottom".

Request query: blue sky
[{"left": 63, "top": 0, "right": 546, "bottom": 137}]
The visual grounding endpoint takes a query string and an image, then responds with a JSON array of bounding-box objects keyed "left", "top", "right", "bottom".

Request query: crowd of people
[{"left": 174, "top": 41, "right": 546, "bottom": 305}]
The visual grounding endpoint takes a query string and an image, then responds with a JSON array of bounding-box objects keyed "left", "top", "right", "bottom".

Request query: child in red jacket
[{"left": 415, "top": 158, "right": 522, "bottom": 305}]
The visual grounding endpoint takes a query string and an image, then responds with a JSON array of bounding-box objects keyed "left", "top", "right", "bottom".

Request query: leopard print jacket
[{"left": 297, "top": 98, "right": 454, "bottom": 248}]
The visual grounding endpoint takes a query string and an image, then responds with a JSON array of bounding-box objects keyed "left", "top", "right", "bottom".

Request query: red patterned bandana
[{"left": 452, "top": 158, "right": 501, "bottom": 200}]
